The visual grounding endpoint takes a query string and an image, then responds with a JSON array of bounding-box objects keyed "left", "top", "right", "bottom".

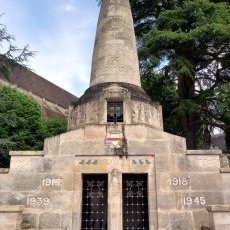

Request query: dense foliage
[
  {"left": 130, "top": 0, "right": 230, "bottom": 149},
  {"left": 0, "top": 87, "right": 67, "bottom": 167}
]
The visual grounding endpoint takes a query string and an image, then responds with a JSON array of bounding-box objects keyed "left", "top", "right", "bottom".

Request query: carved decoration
[
  {"left": 130, "top": 100, "right": 162, "bottom": 129},
  {"left": 79, "top": 160, "right": 98, "bottom": 166},
  {"left": 68, "top": 99, "right": 101, "bottom": 129},
  {"left": 132, "top": 159, "right": 151, "bottom": 165},
  {"left": 111, "top": 169, "right": 121, "bottom": 178}
]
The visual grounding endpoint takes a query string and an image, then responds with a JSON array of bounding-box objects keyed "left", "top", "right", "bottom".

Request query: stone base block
[
  {"left": 0, "top": 205, "right": 24, "bottom": 230},
  {"left": 207, "top": 205, "right": 230, "bottom": 230}
]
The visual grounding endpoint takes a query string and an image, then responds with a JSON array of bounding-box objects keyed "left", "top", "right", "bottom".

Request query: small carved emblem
[{"left": 106, "top": 129, "right": 124, "bottom": 149}]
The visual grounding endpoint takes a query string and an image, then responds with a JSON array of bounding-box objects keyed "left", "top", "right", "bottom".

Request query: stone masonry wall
[{"left": 0, "top": 125, "right": 229, "bottom": 229}]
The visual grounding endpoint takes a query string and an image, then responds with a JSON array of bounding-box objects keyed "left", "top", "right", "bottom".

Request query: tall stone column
[{"left": 90, "top": 0, "right": 141, "bottom": 87}]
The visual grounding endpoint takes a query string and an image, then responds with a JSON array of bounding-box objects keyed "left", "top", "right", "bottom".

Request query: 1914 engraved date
[{"left": 42, "top": 178, "right": 62, "bottom": 187}]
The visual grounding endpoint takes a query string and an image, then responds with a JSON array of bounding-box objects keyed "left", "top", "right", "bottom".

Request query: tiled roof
[{"left": 8, "top": 66, "right": 78, "bottom": 109}]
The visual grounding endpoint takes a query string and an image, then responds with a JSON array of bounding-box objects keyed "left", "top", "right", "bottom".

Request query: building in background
[{"left": 0, "top": 66, "right": 78, "bottom": 118}]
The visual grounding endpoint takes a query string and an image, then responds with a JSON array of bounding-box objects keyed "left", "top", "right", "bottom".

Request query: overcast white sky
[{"left": 0, "top": 0, "right": 100, "bottom": 96}]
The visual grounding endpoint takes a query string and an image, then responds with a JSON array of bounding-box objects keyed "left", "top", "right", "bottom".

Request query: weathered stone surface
[
  {"left": 168, "top": 133, "right": 187, "bottom": 154},
  {"left": 157, "top": 172, "right": 191, "bottom": 191},
  {"left": 175, "top": 191, "right": 224, "bottom": 210},
  {"left": 44, "top": 135, "right": 60, "bottom": 155},
  {"left": 187, "top": 154, "right": 221, "bottom": 172},
  {"left": 68, "top": 88, "right": 163, "bottom": 130},
  {"left": 191, "top": 173, "right": 223, "bottom": 190},
  {"left": 221, "top": 172, "right": 230, "bottom": 191},
  {"left": 0, "top": 205, "right": 24, "bottom": 230},
  {"left": 22, "top": 213, "right": 37, "bottom": 228},
  {"left": 193, "top": 211, "right": 209, "bottom": 230},
  {"left": 158, "top": 211, "right": 169, "bottom": 229},
  {"left": 169, "top": 212, "right": 193, "bottom": 230},
  {"left": 128, "top": 139, "right": 170, "bottom": 155},
  {"left": 90, "top": 0, "right": 141, "bottom": 87},
  {"left": 9, "top": 155, "right": 52, "bottom": 173},
  {"left": 0, "top": 168, "right": 9, "bottom": 174},
  {"left": 207, "top": 205, "right": 230, "bottom": 230},
  {"left": 39, "top": 212, "right": 71, "bottom": 229},
  {"left": 221, "top": 168, "right": 230, "bottom": 173},
  {"left": 173, "top": 154, "right": 190, "bottom": 172},
  {"left": 155, "top": 155, "right": 176, "bottom": 172},
  {"left": 157, "top": 192, "right": 176, "bottom": 210}
]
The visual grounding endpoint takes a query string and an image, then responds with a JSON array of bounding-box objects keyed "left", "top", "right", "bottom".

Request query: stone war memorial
[{"left": 0, "top": 0, "right": 230, "bottom": 229}]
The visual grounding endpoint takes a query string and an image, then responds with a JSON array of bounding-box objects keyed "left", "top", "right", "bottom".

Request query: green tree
[
  {"left": 0, "top": 14, "right": 34, "bottom": 79},
  {"left": 0, "top": 86, "right": 67, "bottom": 167},
  {"left": 130, "top": 0, "right": 230, "bottom": 149}
]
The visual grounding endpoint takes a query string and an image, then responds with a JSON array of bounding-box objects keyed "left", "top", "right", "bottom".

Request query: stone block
[
  {"left": 0, "top": 175, "right": 13, "bottom": 190},
  {"left": 44, "top": 135, "right": 60, "bottom": 155},
  {"left": 1, "top": 172, "right": 71, "bottom": 192},
  {"left": 174, "top": 154, "right": 190, "bottom": 172},
  {"left": 11, "top": 174, "right": 41, "bottom": 191},
  {"left": 168, "top": 133, "right": 187, "bottom": 154},
  {"left": 191, "top": 173, "right": 223, "bottom": 190},
  {"left": 31, "top": 157, "right": 52, "bottom": 173},
  {"left": 22, "top": 213, "right": 37, "bottom": 228},
  {"left": 25, "top": 191, "right": 73, "bottom": 210},
  {"left": 84, "top": 125, "right": 105, "bottom": 140},
  {"left": 59, "top": 140, "right": 84, "bottom": 155},
  {"left": 0, "top": 205, "right": 24, "bottom": 230},
  {"left": 83, "top": 140, "right": 105, "bottom": 155},
  {"left": 169, "top": 212, "right": 193, "bottom": 230},
  {"left": 10, "top": 155, "right": 52, "bottom": 174},
  {"left": 158, "top": 172, "right": 191, "bottom": 192},
  {"left": 193, "top": 211, "right": 209, "bottom": 230},
  {"left": 128, "top": 140, "right": 170, "bottom": 155},
  {"left": 220, "top": 168, "right": 230, "bottom": 173},
  {"left": 158, "top": 211, "right": 169, "bottom": 229},
  {"left": 176, "top": 191, "right": 224, "bottom": 210},
  {"left": 155, "top": 155, "right": 175, "bottom": 172},
  {"left": 148, "top": 192, "right": 157, "bottom": 210},
  {"left": 149, "top": 210, "right": 157, "bottom": 229},
  {"left": 52, "top": 156, "right": 75, "bottom": 173},
  {"left": 38, "top": 212, "right": 72, "bottom": 229},
  {"left": 62, "top": 173, "right": 74, "bottom": 191},
  {"left": 60, "top": 129, "right": 84, "bottom": 142},
  {"left": 187, "top": 154, "right": 220, "bottom": 172},
  {"left": 125, "top": 125, "right": 147, "bottom": 141},
  {"left": 215, "top": 225, "right": 230, "bottom": 230},
  {"left": 0, "top": 168, "right": 9, "bottom": 174},
  {"left": 5, "top": 192, "right": 27, "bottom": 207},
  {"left": 221, "top": 173, "right": 230, "bottom": 190},
  {"left": 157, "top": 192, "right": 176, "bottom": 210},
  {"left": 145, "top": 127, "right": 168, "bottom": 139},
  {"left": 223, "top": 192, "right": 230, "bottom": 203},
  {"left": 207, "top": 205, "right": 230, "bottom": 230}
]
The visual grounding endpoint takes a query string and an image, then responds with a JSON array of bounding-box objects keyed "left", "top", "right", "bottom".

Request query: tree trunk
[{"left": 178, "top": 75, "right": 198, "bottom": 149}]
